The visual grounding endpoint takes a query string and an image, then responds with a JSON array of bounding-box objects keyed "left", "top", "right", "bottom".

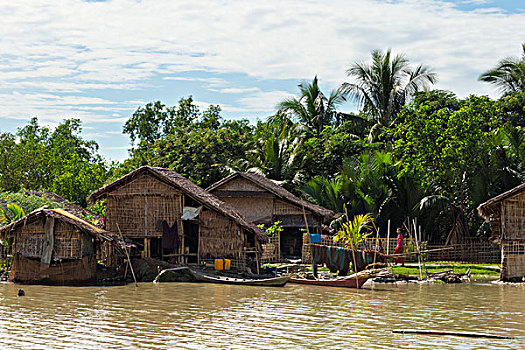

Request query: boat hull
[
  {"left": 193, "top": 273, "right": 290, "bottom": 287},
  {"left": 289, "top": 277, "right": 369, "bottom": 289}
]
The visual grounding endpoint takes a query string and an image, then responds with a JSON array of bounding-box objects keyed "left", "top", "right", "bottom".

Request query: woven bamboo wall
[
  {"left": 106, "top": 173, "right": 181, "bottom": 238},
  {"left": 220, "top": 177, "right": 265, "bottom": 192},
  {"left": 199, "top": 209, "right": 244, "bottom": 259},
  {"left": 502, "top": 192, "right": 525, "bottom": 240},
  {"left": 261, "top": 235, "right": 280, "bottom": 263},
  {"left": 219, "top": 197, "right": 273, "bottom": 223},
  {"left": 501, "top": 241, "right": 525, "bottom": 280},
  {"left": 13, "top": 218, "right": 93, "bottom": 260},
  {"left": 274, "top": 199, "right": 310, "bottom": 215}
]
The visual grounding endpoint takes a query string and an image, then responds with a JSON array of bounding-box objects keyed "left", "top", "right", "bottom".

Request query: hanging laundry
[{"left": 162, "top": 221, "right": 179, "bottom": 250}]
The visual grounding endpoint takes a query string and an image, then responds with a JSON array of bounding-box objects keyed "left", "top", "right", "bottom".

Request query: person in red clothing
[{"left": 393, "top": 227, "right": 405, "bottom": 266}]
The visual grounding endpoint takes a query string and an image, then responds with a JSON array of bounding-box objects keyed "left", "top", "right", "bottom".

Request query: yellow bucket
[{"left": 224, "top": 259, "right": 231, "bottom": 270}]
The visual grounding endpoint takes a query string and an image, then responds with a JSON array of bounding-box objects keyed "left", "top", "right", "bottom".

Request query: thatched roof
[
  {"left": 87, "top": 166, "right": 267, "bottom": 243},
  {"left": 477, "top": 183, "right": 525, "bottom": 221},
  {"left": 207, "top": 172, "right": 334, "bottom": 220},
  {"left": 0, "top": 208, "right": 114, "bottom": 241},
  {"left": 29, "top": 191, "right": 102, "bottom": 222}
]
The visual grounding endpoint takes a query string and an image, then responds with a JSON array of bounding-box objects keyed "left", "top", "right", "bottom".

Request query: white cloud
[
  {"left": 1, "top": 0, "right": 524, "bottom": 160},
  {"left": 218, "top": 87, "right": 261, "bottom": 94},
  {"left": 2, "top": 0, "right": 523, "bottom": 100}
]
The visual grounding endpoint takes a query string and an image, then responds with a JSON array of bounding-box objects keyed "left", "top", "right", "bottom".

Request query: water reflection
[{"left": 0, "top": 282, "right": 524, "bottom": 349}]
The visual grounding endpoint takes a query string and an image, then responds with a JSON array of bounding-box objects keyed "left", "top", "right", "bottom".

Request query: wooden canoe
[
  {"left": 289, "top": 276, "right": 369, "bottom": 289},
  {"left": 191, "top": 271, "right": 291, "bottom": 287}
]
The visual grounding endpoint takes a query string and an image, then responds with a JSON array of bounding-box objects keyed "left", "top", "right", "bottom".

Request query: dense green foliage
[
  {"left": 0, "top": 118, "right": 109, "bottom": 206},
  {"left": 1, "top": 46, "right": 525, "bottom": 244}
]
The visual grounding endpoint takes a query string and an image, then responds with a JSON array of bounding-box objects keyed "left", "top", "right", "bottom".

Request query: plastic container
[
  {"left": 214, "top": 259, "right": 224, "bottom": 271},
  {"left": 214, "top": 259, "right": 231, "bottom": 271}
]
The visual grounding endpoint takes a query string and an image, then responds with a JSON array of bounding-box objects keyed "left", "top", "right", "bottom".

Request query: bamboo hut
[
  {"left": 478, "top": 184, "right": 525, "bottom": 281},
  {"left": 87, "top": 166, "right": 266, "bottom": 269},
  {"left": 207, "top": 172, "right": 334, "bottom": 261},
  {"left": 0, "top": 208, "right": 117, "bottom": 285}
]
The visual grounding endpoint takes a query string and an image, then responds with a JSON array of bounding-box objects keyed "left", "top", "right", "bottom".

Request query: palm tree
[
  {"left": 343, "top": 49, "right": 437, "bottom": 128},
  {"left": 302, "top": 176, "right": 345, "bottom": 213},
  {"left": 248, "top": 118, "right": 305, "bottom": 184},
  {"left": 277, "top": 76, "right": 346, "bottom": 136},
  {"left": 479, "top": 44, "right": 525, "bottom": 96}
]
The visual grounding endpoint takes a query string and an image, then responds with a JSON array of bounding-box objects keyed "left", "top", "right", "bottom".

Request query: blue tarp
[{"left": 309, "top": 234, "right": 321, "bottom": 243}]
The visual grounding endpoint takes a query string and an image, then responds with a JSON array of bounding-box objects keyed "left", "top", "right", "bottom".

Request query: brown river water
[{"left": 1, "top": 281, "right": 524, "bottom": 349}]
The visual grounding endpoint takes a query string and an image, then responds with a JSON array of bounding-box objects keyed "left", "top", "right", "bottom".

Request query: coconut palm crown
[
  {"left": 479, "top": 44, "right": 525, "bottom": 96},
  {"left": 342, "top": 49, "right": 437, "bottom": 127},
  {"left": 277, "top": 76, "right": 346, "bottom": 136}
]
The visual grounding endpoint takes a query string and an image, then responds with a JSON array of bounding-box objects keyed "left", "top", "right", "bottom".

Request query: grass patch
[{"left": 391, "top": 262, "right": 500, "bottom": 279}]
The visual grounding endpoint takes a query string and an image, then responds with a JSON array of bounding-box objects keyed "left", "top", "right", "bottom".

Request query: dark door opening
[
  {"left": 183, "top": 221, "right": 199, "bottom": 264},
  {"left": 280, "top": 228, "right": 303, "bottom": 259}
]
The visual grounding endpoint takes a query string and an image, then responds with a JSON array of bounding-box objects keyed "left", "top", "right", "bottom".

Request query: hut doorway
[
  {"left": 280, "top": 228, "right": 303, "bottom": 259},
  {"left": 183, "top": 221, "right": 199, "bottom": 264}
]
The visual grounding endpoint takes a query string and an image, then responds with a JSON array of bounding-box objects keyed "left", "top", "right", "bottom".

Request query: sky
[{"left": 1, "top": 0, "right": 524, "bottom": 161}]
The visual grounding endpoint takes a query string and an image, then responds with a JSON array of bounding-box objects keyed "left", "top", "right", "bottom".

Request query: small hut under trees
[
  {"left": 87, "top": 166, "right": 266, "bottom": 269},
  {"left": 0, "top": 208, "right": 117, "bottom": 285},
  {"left": 478, "top": 184, "right": 525, "bottom": 281},
  {"left": 207, "top": 172, "right": 334, "bottom": 260}
]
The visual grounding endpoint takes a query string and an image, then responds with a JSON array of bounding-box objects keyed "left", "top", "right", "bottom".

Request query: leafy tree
[
  {"left": 0, "top": 118, "right": 109, "bottom": 206},
  {"left": 123, "top": 101, "right": 168, "bottom": 145},
  {"left": 479, "top": 44, "right": 525, "bottom": 96},
  {"left": 497, "top": 92, "right": 525, "bottom": 127},
  {"left": 150, "top": 119, "right": 253, "bottom": 187},
  {"left": 394, "top": 92, "right": 501, "bottom": 242}
]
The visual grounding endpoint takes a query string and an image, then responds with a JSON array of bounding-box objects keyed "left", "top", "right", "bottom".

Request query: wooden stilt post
[
  {"left": 387, "top": 220, "right": 391, "bottom": 257},
  {"left": 117, "top": 223, "right": 138, "bottom": 287}
]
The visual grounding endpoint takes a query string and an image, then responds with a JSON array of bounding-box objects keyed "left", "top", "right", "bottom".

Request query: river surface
[{"left": 0, "top": 281, "right": 524, "bottom": 349}]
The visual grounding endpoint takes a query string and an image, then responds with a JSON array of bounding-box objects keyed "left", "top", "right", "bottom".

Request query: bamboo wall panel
[
  {"left": 13, "top": 218, "right": 93, "bottom": 260},
  {"left": 219, "top": 197, "right": 273, "bottom": 224},
  {"left": 502, "top": 241, "right": 525, "bottom": 280},
  {"left": 199, "top": 209, "right": 243, "bottom": 259},
  {"left": 502, "top": 192, "right": 525, "bottom": 240},
  {"left": 274, "top": 199, "right": 311, "bottom": 216},
  {"left": 219, "top": 177, "right": 266, "bottom": 192},
  {"left": 106, "top": 174, "right": 181, "bottom": 238}
]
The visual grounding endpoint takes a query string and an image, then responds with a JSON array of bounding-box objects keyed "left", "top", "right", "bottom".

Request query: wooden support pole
[
  {"left": 386, "top": 220, "right": 391, "bottom": 257},
  {"left": 117, "top": 223, "right": 138, "bottom": 287}
]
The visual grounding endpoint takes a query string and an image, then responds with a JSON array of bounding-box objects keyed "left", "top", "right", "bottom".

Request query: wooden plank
[
  {"left": 41, "top": 216, "right": 55, "bottom": 266},
  {"left": 392, "top": 329, "right": 521, "bottom": 340}
]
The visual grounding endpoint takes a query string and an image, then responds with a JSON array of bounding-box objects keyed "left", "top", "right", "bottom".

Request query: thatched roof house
[
  {"left": 0, "top": 208, "right": 115, "bottom": 284},
  {"left": 88, "top": 166, "right": 266, "bottom": 268},
  {"left": 478, "top": 184, "right": 525, "bottom": 281},
  {"left": 207, "top": 172, "right": 334, "bottom": 259}
]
